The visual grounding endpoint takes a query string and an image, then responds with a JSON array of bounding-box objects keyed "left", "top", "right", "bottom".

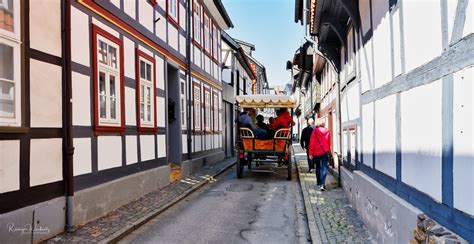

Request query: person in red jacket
[
  {"left": 271, "top": 108, "right": 295, "bottom": 130},
  {"left": 309, "top": 119, "right": 331, "bottom": 191}
]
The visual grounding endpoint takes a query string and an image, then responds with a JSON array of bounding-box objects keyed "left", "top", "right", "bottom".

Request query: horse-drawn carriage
[{"left": 235, "top": 95, "right": 296, "bottom": 180}]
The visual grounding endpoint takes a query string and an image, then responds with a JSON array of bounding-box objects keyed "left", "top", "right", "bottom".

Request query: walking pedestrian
[
  {"left": 308, "top": 119, "right": 331, "bottom": 191},
  {"left": 300, "top": 118, "right": 315, "bottom": 173}
]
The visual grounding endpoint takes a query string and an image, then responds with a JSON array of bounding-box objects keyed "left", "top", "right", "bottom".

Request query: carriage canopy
[{"left": 235, "top": 94, "right": 297, "bottom": 109}]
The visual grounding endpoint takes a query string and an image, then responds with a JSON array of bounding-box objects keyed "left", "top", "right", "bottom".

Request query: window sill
[
  {"left": 138, "top": 126, "right": 157, "bottom": 134},
  {"left": 0, "top": 126, "right": 29, "bottom": 134},
  {"left": 168, "top": 16, "right": 180, "bottom": 29},
  {"left": 94, "top": 125, "right": 125, "bottom": 135},
  {"left": 193, "top": 40, "right": 202, "bottom": 49}
]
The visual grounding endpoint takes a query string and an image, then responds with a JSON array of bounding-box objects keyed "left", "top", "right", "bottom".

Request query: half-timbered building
[
  {"left": 301, "top": 0, "right": 473, "bottom": 242},
  {"left": 0, "top": 0, "right": 233, "bottom": 242}
]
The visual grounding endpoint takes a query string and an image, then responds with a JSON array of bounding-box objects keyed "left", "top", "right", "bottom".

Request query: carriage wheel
[{"left": 237, "top": 157, "right": 245, "bottom": 179}]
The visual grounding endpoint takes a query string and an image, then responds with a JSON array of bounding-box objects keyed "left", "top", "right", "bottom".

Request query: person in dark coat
[{"left": 300, "top": 118, "right": 315, "bottom": 172}]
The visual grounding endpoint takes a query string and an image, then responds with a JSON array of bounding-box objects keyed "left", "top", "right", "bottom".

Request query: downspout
[
  {"left": 186, "top": 0, "right": 192, "bottom": 160},
  {"left": 62, "top": 0, "right": 75, "bottom": 232},
  {"left": 230, "top": 52, "right": 235, "bottom": 156}
]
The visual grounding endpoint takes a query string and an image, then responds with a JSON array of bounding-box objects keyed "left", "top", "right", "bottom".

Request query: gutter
[
  {"left": 186, "top": 0, "right": 192, "bottom": 160},
  {"left": 213, "top": 0, "right": 234, "bottom": 28},
  {"left": 61, "top": 0, "right": 75, "bottom": 232}
]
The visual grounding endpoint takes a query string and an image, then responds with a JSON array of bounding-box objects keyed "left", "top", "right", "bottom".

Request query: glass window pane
[
  {"left": 109, "top": 46, "right": 117, "bottom": 69},
  {"left": 109, "top": 75, "right": 116, "bottom": 97},
  {"left": 98, "top": 41, "right": 108, "bottom": 65},
  {"left": 146, "top": 63, "right": 151, "bottom": 81},
  {"left": 141, "top": 103, "right": 144, "bottom": 120},
  {"left": 0, "top": 43, "right": 14, "bottom": 80},
  {"left": 110, "top": 97, "right": 116, "bottom": 119},
  {"left": 140, "top": 84, "right": 144, "bottom": 103},
  {"left": 147, "top": 105, "right": 151, "bottom": 122},
  {"left": 0, "top": 0, "right": 14, "bottom": 32},
  {"left": 0, "top": 80, "right": 14, "bottom": 118},
  {"left": 146, "top": 86, "right": 151, "bottom": 104},
  {"left": 140, "top": 60, "right": 146, "bottom": 79}
]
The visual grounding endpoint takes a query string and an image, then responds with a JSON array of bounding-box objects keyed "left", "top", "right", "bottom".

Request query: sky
[{"left": 222, "top": 0, "right": 305, "bottom": 87}]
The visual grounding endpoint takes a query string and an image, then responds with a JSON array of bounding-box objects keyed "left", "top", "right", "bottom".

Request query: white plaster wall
[
  {"left": 141, "top": 135, "right": 155, "bottom": 161},
  {"left": 205, "top": 56, "right": 210, "bottom": 74},
  {"left": 463, "top": 0, "right": 473, "bottom": 37},
  {"left": 362, "top": 102, "right": 374, "bottom": 168},
  {"left": 138, "top": 45, "right": 153, "bottom": 58},
  {"left": 374, "top": 94, "right": 396, "bottom": 178},
  {"left": 124, "top": 0, "right": 136, "bottom": 19},
  {"left": 195, "top": 135, "right": 202, "bottom": 152},
  {"left": 182, "top": 135, "right": 188, "bottom": 154},
  {"left": 341, "top": 94, "right": 348, "bottom": 123},
  {"left": 206, "top": 135, "right": 211, "bottom": 150},
  {"left": 0, "top": 140, "right": 20, "bottom": 193},
  {"left": 71, "top": 6, "right": 90, "bottom": 66},
  {"left": 401, "top": 80, "right": 442, "bottom": 202},
  {"left": 194, "top": 47, "right": 202, "bottom": 67},
  {"left": 126, "top": 135, "right": 138, "bottom": 165},
  {"left": 403, "top": 1, "right": 442, "bottom": 73},
  {"left": 139, "top": 2, "right": 154, "bottom": 32},
  {"left": 73, "top": 138, "right": 92, "bottom": 176},
  {"left": 30, "top": 0, "right": 61, "bottom": 57},
  {"left": 125, "top": 87, "right": 136, "bottom": 126},
  {"left": 371, "top": 0, "right": 392, "bottom": 88},
  {"left": 157, "top": 97, "right": 166, "bottom": 127},
  {"left": 453, "top": 67, "right": 474, "bottom": 215},
  {"left": 124, "top": 37, "right": 135, "bottom": 79},
  {"left": 30, "top": 139, "right": 63, "bottom": 186},
  {"left": 168, "top": 24, "right": 179, "bottom": 51},
  {"left": 157, "top": 135, "right": 166, "bottom": 158},
  {"left": 180, "top": 34, "right": 186, "bottom": 56},
  {"left": 359, "top": 38, "right": 374, "bottom": 94},
  {"left": 72, "top": 72, "right": 91, "bottom": 126},
  {"left": 392, "top": 8, "right": 402, "bottom": 77},
  {"left": 156, "top": 56, "right": 165, "bottom": 90},
  {"left": 98, "top": 136, "right": 122, "bottom": 170},
  {"left": 30, "top": 60, "right": 62, "bottom": 128},
  {"left": 347, "top": 83, "right": 360, "bottom": 121},
  {"left": 155, "top": 11, "right": 166, "bottom": 41},
  {"left": 179, "top": 3, "right": 186, "bottom": 30},
  {"left": 110, "top": 0, "right": 120, "bottom": 8},
  {"left": 157, "top": 0, "right": 166, "bottom": 10},
  {"left": 92, "top": 18, "right": 119, "bottom": 38}
]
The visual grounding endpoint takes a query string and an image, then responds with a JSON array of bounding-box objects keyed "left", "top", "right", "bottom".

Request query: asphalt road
[{"left": 119, "top": 164, "right": 310, "bottom": 244}]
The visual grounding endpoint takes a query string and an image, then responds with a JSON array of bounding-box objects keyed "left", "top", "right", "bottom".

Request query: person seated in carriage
[
  {"left": 237, "top": 108, "right": 268, "bottom": 139},
  {"left": 271, "top": 108, "right": 295, "bottom": 130}
]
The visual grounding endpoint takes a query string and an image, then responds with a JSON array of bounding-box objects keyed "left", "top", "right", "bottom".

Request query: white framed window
[
  {"left": 193, "top": 84, "right": 201, "bottom": 130},
  {"left": 97, "top": 36, "right": 120, "bottom": 124},
  {"left": 0, "top": 0, "right": 21, "bottom": 127},
  {"left": 212, "top": 92, "right": 218, "bottom": 132},
  {"left": 136, "top": 50, "right": 155, "bottom": 129},
  {"left": 204, "top": 15, "right": 210, "bottom": 53},
  {"left": 204, "top": 89, "right": 210, "bottom": 131},
  {"left": 167, "top": 0, "right": 178, "bottom": 25},
  {"left": 193, "top": 1, "right": 201, "bottom": 45},
  {"left": 180, "top": 80, "right": 186, "bottom": 128}
]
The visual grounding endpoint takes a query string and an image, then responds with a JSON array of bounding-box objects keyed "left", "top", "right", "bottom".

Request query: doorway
[{"left": 167, "top": 64, "right": 182, "bottom": 164}]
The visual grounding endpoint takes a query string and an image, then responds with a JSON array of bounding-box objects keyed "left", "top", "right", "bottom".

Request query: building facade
[
  {"left": 300, "top": 0, "right": 473, "bottom": 242},
  {"left": 0, "top": 0, "right": 233, "bottom": 242}
]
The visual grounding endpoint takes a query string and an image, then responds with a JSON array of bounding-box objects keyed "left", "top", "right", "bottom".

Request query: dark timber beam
[
  {"left": 335, "top": 0, "right": 361, "bottom": 30},
  {"left": 321, "top": 15, "right": 346, "bottom": 45}
]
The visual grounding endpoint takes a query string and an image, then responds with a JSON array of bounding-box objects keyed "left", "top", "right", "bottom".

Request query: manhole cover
[{"left": 226, "top": 183, "right": 254, "bottom": 192}]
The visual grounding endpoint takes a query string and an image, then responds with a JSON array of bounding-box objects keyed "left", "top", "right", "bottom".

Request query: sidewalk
[
  {"left": 292, "top": 144, "right": 372, "bottom": 243},
  {"left": 45, "top": 157, "right": 236, "bottom": 244}
]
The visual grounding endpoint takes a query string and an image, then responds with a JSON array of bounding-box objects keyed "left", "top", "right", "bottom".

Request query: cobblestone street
[{"left": 293, "top": 144, "right": 372, "bottom": 243}]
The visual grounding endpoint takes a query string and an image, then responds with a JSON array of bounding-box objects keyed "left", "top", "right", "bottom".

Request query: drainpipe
[
  {"left": 62, "top": 0, "right": 75, "bottom": 232},
  {"left": 186, "top": 0, "right": 192, "bottom": 160}
]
